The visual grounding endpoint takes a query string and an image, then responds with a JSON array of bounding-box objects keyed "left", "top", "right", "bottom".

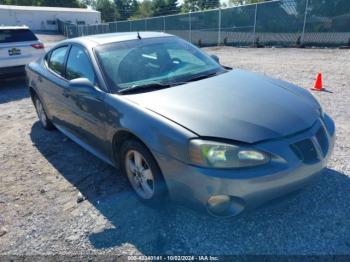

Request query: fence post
[
  {"left": 65, "top": 24, "right": 68, "bottom": 38},
  {"left": 253, "top": 3, "right": 258, "bottom": 46},
  {"left": 163, "top": 16, "right": 166, "bottom": 32},
  {"left": 218, "top": 8, "right": 221, "bottom": 46},
  {"left": 130, "top": 21, "right": 132, "bottom": 32},
  {"left": 301, "top": 0, "right": 309, "bottom": 44},
  {"left": 189, "top": 12, "right": 192, "bottom": 43},
  {"left": 145, "top": 18, "right": 147, "bottom": 31}
]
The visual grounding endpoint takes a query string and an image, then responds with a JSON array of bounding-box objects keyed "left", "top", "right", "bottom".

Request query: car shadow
[
  {"left": 0, "top": 76, "right": 29, "bottom": 104},
  {"left": 30, "top": 121, "right": 350, "bottom": 255}
]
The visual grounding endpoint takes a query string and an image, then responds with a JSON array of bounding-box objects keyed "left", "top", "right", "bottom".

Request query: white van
[{"left": 0, "top": 26, "right": 45, "bottom": 77}]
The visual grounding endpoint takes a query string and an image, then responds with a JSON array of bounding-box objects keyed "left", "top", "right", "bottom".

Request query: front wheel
[
  {"left": 120, "top": 139, "right": 167, "bottom": 203},
  {"left": 34, "top": 95, "right": 54, "bottom": 130}
]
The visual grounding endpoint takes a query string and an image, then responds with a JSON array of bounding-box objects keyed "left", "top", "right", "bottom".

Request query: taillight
[{"left": 31, "top": 43, "right": 44, "bottom": 49}]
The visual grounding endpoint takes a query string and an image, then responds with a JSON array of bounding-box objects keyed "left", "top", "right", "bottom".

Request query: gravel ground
[
  {"left": 0, "top": 43, "right": 349, "bottom": 256},
  {"left": 34, "top": 32, "right": 66, "bottom": 50}
]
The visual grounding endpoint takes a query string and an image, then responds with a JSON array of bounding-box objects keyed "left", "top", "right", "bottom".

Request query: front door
[{"left": 61, "top": 45, "right": 108, "bottom": 155}]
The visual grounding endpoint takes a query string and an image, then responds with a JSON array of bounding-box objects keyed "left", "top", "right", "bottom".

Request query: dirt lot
[
  {"left": 34, "top": 32, "right": 66, "bottom": 49},
  {"left": 0, "top": 44, "right": 349, "bottom": 256}
]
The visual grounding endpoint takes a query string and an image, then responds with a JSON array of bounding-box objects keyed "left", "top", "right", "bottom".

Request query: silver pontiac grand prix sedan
[{"left": 26, "top": 32, "right": 335, "bottom": 217}]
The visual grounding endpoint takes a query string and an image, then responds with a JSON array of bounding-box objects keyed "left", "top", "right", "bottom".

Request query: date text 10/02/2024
[{"left": 127, "top": 256, "right": 219, "bottom": 261}]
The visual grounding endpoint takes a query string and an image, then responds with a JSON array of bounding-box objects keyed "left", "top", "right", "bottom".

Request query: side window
[
  {"left": 48, "top": 46, "right": 68, "bottom": 76},
  {"left": 66, "top": 46, "right": 96, "bottom": 84}
]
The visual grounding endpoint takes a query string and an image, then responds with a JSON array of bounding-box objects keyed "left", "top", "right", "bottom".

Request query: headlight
[{"left": 188, "top": 139, "right": 270, "bottom": 168}]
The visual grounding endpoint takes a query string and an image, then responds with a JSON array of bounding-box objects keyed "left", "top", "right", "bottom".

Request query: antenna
[{"left": 137, "top": 31, "right": 141, "bottom": 40}]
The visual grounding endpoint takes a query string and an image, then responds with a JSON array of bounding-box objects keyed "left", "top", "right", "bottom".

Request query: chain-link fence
[{"left": 59, "top": 0, "right": 350, "bottom": 47}]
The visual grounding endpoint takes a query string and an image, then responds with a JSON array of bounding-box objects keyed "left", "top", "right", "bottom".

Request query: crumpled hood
[{"left": 125, "top": 69, "right": 320, "bottom": 143}]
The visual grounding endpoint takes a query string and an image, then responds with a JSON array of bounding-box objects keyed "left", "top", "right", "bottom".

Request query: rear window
[{"left": 0, "top": 29, "right": 38, "bottom": 43}]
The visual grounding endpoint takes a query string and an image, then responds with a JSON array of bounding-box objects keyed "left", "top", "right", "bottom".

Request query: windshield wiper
[
  {"left": 184, "top": 71, "right": 222, "bottom": 83},
  {"left": 119, "top": 71, "right": 223, "bottom": 94},
  {"left": 119, "top": 82, "right": 173, "bottom": 94}
]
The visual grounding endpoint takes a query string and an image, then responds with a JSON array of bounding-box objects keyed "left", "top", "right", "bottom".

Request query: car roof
[
  {"left": 0, "top": 26, "right": 29, "bottom": 30},
  {"left": 66, "top": 31, "right": 173, "bottom": 47}
]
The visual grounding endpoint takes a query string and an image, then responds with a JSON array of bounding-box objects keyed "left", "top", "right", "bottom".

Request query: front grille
[
  {"left": 290, "top": 123, "right": 330, "bottom": 164},
  {"left": 290, "top": 139, "right": 319, "bottom": 164},
  {"left": 315, "top": 126, "right": 329, "bottom": 157}
]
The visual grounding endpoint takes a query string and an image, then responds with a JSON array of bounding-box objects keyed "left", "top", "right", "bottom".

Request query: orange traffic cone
[{"left": 311, "top": 73, "right": 324, "bottom": 91}]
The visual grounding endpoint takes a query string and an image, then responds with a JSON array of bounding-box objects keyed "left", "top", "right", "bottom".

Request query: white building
[{"left": 0, "top": 5, "right": 101, "bottom": 31}]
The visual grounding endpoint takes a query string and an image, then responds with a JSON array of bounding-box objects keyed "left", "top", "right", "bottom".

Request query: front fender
[{"left": 104, "top": 93, "right": 197, "bottom": 163}]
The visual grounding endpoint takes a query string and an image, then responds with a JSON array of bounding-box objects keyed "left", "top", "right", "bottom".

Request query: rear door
[
  {"left": 41, "top": 45, "right": 71, "bottom": 126},
  {"left": 0, "top": 28, "right": 44, "bottom": 68}
]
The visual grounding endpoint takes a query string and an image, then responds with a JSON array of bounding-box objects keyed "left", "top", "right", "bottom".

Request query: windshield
[
  {"left": 95, "top": 36, "right": 225, "bottom": 93},
  {"left": 0, "top": 29, "right": 38, "bottom": 43}
]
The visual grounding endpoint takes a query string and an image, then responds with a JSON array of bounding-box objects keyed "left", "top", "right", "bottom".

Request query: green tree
[
  {"left": 114, "top": 0, "right": 139, "bottom": 20},
  {"left": 0, "top": 0, "right": 85, "bottom": 7},
  {"left": 81, "top": 0, "right": 95, "bottom": 7},
  {"left": 0, "top": 0, "right": 39, "bottom": 5},
  {"left": 93, "top": 0, "right": 116, "bottom": 22},
  {"left": 131, "top": 0, "right": 153, "bottom": 18},
  {"left": 152, "top": 0, "right": 179, "bottom": 16},
  {"left": 201, "top": 0, "right": 220, "bottom": 10},
  {"left": 41, "top": 0, "right": 85, "bottom": 7},
  {"left": 181, "top": 0, "right": 197, "bottom": 12},
  {"left": 229, "top": 0, "right": 269, "bottom": 7},
  {"left": 182, "top": 0, "right": 219, "bottom": 12}
]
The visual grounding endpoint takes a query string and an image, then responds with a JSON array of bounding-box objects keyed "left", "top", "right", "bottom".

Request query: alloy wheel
[
  {"left": 35, "top": 98, "right": 47, "bottom": 127},
  {"left": 125, "top": 149, "right": 155, "bottom": 199}
]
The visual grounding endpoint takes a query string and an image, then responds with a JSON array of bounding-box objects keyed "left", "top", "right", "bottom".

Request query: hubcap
[
  {"left": 125, "top": 150, "right": 155, "bottom": 199},
  {"left": 35, "top": 99, "right": 47, "bottom": 126}
]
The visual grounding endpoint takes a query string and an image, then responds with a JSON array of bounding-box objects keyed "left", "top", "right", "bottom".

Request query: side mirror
[
  {"left": 69, "top": 78, "right": 95, "bottom": 93},
  {"left": 210, "top": 54, "right": 220, "bottom": 64}
]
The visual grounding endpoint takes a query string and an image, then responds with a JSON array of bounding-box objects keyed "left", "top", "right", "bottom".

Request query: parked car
[
  {"left": 26, "top": 32, "right": 335, "bottom": 217},
  {"left": 0, "top": 26, "right": 45, "bottom": 78}
]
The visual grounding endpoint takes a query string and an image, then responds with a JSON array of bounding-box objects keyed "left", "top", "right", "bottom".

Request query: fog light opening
[{"left": 207, "top": 195, "right": 245, "bottom": 218}]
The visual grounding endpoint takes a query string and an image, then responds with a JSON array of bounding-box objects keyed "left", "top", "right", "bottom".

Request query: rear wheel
[
  {"left": 34, "top": 95, "right": 54, "bottom": 130},
  {"left": 120, "top": 139, "right": 167, "bottom": 203}
]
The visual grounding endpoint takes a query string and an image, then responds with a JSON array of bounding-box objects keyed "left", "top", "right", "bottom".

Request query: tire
[
  {"left": 120, "top": 139, "right": 167, "bottom": 204},
  {"left": 33, "top": 95, "right": 55, "bottom": 130}
]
